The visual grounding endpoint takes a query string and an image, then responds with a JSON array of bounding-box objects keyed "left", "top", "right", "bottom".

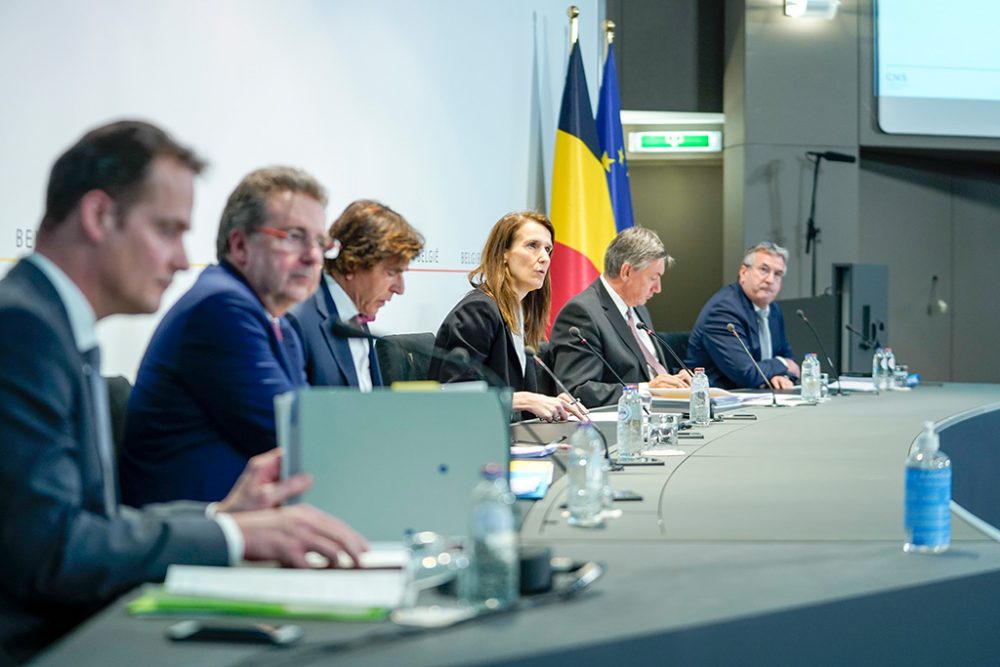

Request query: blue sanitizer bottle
[{"left": 904, "top": 422, "right": 951, "bottom": 553}]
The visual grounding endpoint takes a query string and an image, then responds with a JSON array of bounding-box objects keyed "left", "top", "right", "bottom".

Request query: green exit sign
[{"left": 628, "top": 130, "right": 722, "bottom": 154}]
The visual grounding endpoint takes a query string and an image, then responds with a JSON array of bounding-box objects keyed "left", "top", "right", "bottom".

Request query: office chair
[{"left": 375, "top": 333, "right": 436, "bottom": 384}]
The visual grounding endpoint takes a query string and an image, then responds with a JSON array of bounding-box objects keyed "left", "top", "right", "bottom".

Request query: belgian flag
[{"left": 548, "top": 40, "right": 616, "bottom": 332}]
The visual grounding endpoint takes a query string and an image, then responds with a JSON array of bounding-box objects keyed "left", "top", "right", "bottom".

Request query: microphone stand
[
  {"left": 525, "top": 349, "right": 623, "bottom": 472},
  {"left": 805, "top": 154, "right": 823, "bottom": 298},
  {"left": 635, "top": 321, "right": 692, "bottom": 376},
  {"left": 726, "top": 324, "right": 783, "bottom": 408},
  {"left": 795, "top": 310, "right": 846, "bottom": 396}
]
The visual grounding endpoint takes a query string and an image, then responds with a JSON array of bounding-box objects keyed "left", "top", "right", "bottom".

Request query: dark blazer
[
  {"left": 685, "top": 282, "right": 795, "bottom": 389},
  {"left": 0, "top": 260, "right": 226, "bottom": 661},
  {"left": 286, "top": 277, "right": 382, "bottom": 387},
  {"left": 121, "top": 262, "right": 307, "bottom": 506},
  {"left": 550, "top": 278, "right": 668, "bottom": 408},
  {"left": 428, "top": 289, "right": 537, "bottom": 418}
]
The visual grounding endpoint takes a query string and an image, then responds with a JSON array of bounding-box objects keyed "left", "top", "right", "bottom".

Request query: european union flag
[{"left": 596, "top": 43, "right": 634, "bottom": 232}]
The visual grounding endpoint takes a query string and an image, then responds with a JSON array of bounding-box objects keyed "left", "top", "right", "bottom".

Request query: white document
[{"left": 165, "top": 565, "right": 407, "bottom": 609}]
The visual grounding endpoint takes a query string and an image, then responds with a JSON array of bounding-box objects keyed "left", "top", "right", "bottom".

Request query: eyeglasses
[{"left": 256, "top": 226, "right": 341, "bottom": 259}]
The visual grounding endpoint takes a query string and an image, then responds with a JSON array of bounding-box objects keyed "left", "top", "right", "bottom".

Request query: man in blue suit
[
  {"left": 0, "top": 121, "right": 366, "bottom": 663},
  {"left": 686, "top": 242, "right": 800, "bottom": 390},
  {"left": 121, "top": 167, "right": 334, "bottom": 505},
  {"left": 288, "top": 199, "right": 423, "bottom": 389}
]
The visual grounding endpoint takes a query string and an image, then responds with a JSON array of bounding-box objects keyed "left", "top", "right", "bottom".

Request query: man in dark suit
[
  {"left": 121, "top": 166, "right": 332, "bottom": 505},
  {"left": 288, "top": 199, "right": 423, "bottom": 389},
  {"left": 550, "top": 227, "right": 691, "bottom": 408},
  {"left": 685, "top": 242, "right": 800, "bottom": 389},
  {"left": 0, "top": 121, "right": 366, "bottom": 663}
]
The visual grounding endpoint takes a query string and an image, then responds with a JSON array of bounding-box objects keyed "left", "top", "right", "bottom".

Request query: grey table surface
[{"left": 34, "top": 383, "right": 1000, "bottom": 667}]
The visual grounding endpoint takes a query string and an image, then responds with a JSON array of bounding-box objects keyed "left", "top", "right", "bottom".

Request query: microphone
[
  {"left": 795, "top": 309, "right": 844, "bottom": 396},
  {"left": 330, "top": 319, "right": 506, "bottom": 388},
  {"left": 634, "top": 321, "right": 693, "bottom": 376},
  {"left": 329, "top": 318, "right": 377, "bottom": 340},
  {"left": 524, "top": 346, "right": 621, "bottom": 472},
  {"left": 806, "top": 150, "right": 857, "bottom": 163},
  {"left": 567, "top": 326, "right": 628, "bottom": 389},
  {"left": 725, "top": 323, "right": 782, "bottom": 408},
  {"left": 523, "top": 346, "right": 585, "bottom": 413},
  {"left": 844, "top": 323, "right": 875, "bottom": 350}
]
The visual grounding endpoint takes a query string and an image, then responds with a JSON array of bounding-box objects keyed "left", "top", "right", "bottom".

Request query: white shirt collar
[
  {"left": 600, "top": 274, "right": 631, "bottom": 321},
  {"left": 25, "top": 253, "right": 98, "bottom": 352},
  {"left": 753, "top": 303, "right": 770, "bottom": 319},
  {"left": 325, "top": 273, "right": 360, "bottom": 323}
]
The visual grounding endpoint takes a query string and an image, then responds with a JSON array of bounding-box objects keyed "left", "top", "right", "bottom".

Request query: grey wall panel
[
  {"left": 858, "top": 159, "right": 952, "bottom": 380},
  {"left": 607, "top": 0, "right": 723, "bottom": 112},
  {"left": 951, "top": 178, "right": 1000, "bottom": 382},
  {"left": 630, "top": 162, "right": 723, "bottom": 331}
]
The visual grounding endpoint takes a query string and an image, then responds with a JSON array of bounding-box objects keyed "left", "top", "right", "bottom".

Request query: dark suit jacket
[
  {"left": 685, "top": 282, "right": 795, "bottom": 389},
  {"left": 550, "top": 278, "right": 668, "bottom": 408},
  {"left": 428, "top": 289, "right": 537, "bottom": 419},
  {"left": 121, "top": 262, "right": 307, "bottom": 506},
  {"left": 286, "top": 277, "right": 382, "bottom": 387},
  {"left": 0, "top": 260, "right": 226, "bottom": 661}
]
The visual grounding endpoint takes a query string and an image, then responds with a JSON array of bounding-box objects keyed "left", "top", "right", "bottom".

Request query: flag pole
[
  {"left": 567, "top": 5, "right": 579, "bottom": 48},
  {"left": 602, "top": 20, "right": 615, "bottom": 84}
]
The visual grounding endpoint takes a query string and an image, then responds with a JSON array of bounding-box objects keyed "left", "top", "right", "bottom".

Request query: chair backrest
[
  {"left": 657, "top": 330, "right": 691, "bottom": 374},
  {"left": 105, "top": 375, "right": 133, "bottom": 459},
  {"left": 375, "top": 333, "right": 436, "bottom": 384}
]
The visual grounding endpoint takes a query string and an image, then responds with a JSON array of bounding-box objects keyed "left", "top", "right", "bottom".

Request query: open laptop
[{"left": 281, "top": 387, "right": 512, "bottom": 541}]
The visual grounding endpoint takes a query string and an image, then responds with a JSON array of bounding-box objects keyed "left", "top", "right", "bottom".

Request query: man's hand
[
  {"left": 782, "top": 358, "right": 801, "bottom": 379},
  {"left": 232, "top": 504, "right": 369, "bottom": 568},
  {"left": 770, "top": 375, "right": 794, "bottom": 390},
  {"left": 217, "top": 449, "right": 311, "bottom": 514},
  {"left": 649, "top": 371, "right": 692, "bottom": 389}
]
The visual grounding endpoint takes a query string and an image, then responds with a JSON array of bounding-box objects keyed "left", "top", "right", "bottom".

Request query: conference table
[{"left": 35, "top": 383, "right": 1000, "bottom": 666}]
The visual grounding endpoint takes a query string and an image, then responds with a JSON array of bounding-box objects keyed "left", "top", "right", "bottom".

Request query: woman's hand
[{"left": 513, "top": 391, "right": 572, "bottom": 422}]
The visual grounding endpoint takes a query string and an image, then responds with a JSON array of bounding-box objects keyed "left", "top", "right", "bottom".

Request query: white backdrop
[{"left": 0, "top": 0, "right": 604, "bottom": 378}]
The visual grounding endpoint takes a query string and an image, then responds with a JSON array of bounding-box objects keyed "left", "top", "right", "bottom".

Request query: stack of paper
[{"left": 128, "top": 565, "right": 407, "bottom": 621}]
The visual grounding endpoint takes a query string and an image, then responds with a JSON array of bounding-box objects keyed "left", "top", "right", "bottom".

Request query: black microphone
[
  {"left": 567, "top": 326, "right": 628, "bottom": 389},
  {"left": 844, "top": 323, "right": 875, "bottom": 350},
  {"left": 524, "top": 346, "right": 622, "bottom": 472},
  {"left": 330, "top": 319, "right": 507, "bottom": 389},
  {"left": 329, "top": 318, "right": 377, "bottom": 340},
  {"left": 634, "top": 321, "right": 693, "bottom": 376},
  {"left": 726, "top": 323, "right": 782, "bottom": 408},
  {"left": 523, "top": 346, "right": 586, "bottom": 414},
  {"left": 795, "top": 309, "right": 844, "bottom": 396},
  {"left": 806, "top": 150, "right": 857, "bottom": 163}
]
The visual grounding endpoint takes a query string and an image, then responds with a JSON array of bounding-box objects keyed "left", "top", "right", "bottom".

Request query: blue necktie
[{"left": 82, "top": 346, "right": 117, "bottom": 516}]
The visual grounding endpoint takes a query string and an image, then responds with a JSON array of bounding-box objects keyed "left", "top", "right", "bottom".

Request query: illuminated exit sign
[{"left": 628, "top": 130, "right": 722, "bottom": 154}]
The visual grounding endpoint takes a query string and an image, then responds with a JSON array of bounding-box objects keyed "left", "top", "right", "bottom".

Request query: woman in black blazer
[{"left": 430, "top": 211, "right": 586, "bottom": 422}]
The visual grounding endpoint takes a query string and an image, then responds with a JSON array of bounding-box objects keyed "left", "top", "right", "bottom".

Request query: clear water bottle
[
  {"left": 467, "top": 464, "right": 519, "bottom": 607},
  {"left": 616, "top": 384, "right": 643, "bottom": 461},
  {"left": 883, "top": 347, "right": 896, "bottom": 391},
  {"left": 872, "top": 347, "right": 885, "bottom": 394},
  {"left": 567, "top": 423, "right": 605, "bottom": 527},
  {"left": 689, "top": 368, "right": 710, "bottom": 426},
  {"left": 801, "top": 353, "right": 821, "bottom": 404},
  {"left": 904, "top": 422, "right": 951, "bottom": 553}
]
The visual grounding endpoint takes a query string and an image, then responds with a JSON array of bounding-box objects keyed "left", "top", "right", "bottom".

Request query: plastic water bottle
[
  {"left": 883, "top": 347, "right": 896, "bottom": 391},
  {"left": 872, "top": 348, "right": 885, "bottom": 393},
  {"left": 801, "top": 353, "right": 821, "bottom": 404},
  {"left": 689, "top": 368, "right": 710, "bottom": 426},
  {"left": 904, "top": 422, "right": 951, "bottom": 553},
  {"left": 616, "top": 385, "right": 643, "bottom": 461},
  {"left": 567, "top": 423, "right": 605, "bottom": 527},
  {"left": 468, "top": 464, "right": 519, "bottom": 607}
]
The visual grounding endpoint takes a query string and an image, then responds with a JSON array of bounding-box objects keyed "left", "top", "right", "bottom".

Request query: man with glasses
[
  {"left": 0, "top": 125, "right": 366, "bottom": 662},
  {"left": 685, "top": 242, "right": 800, "bottom": 390},
  {"left": 121, "top": 167, "right": 332, "bottom": 505}
]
